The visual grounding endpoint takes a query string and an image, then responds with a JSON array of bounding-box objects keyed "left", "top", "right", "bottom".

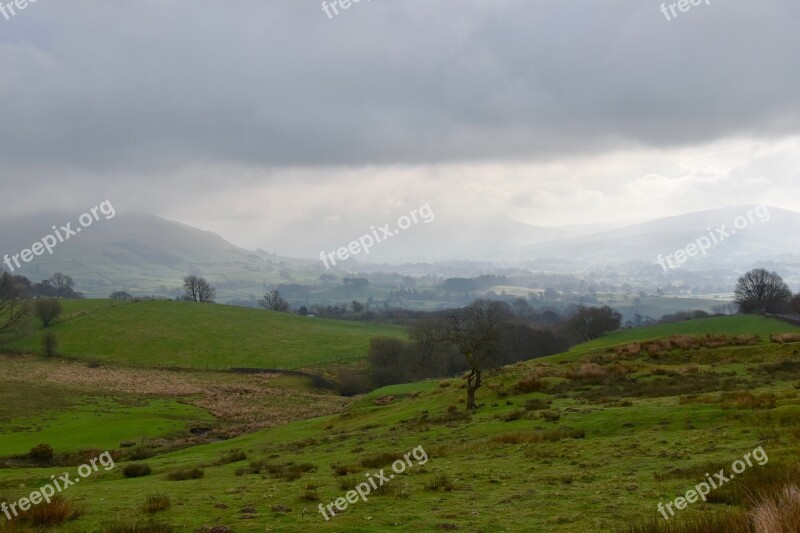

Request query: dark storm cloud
[{"left": 0, "top": 0, "right": 799, "bottom": 182}]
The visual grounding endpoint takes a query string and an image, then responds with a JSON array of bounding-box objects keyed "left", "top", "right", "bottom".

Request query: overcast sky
[{"left": 1, "top": 0, "right": 799, "bottom": 258}]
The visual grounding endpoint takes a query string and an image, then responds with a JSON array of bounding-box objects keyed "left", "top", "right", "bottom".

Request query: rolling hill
[
  {"left": 4, "top": 299, "right": 406, "bottom": 369},
  {"left": 3, "top": 315, "right": 800, "bottom": 531}
]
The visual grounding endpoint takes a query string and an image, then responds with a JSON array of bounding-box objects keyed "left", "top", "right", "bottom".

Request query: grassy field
[
  {"left": 4, "top": 300, "right": 406, "bottom": 369},
  {"left": 2, "top": 315, "right": 800, "bottom": 531},
  {"left": 0, "top": 380, "right": 211, "bottom": 458}
]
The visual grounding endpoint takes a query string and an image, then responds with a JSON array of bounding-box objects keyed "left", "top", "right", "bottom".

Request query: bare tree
[
  {"left": 183, "top": 275, "right": 215, "bottom": 303},
  {"left": 563, "top": 305, "right": 622, "bottom": 342},
  {"left": 443, "top": 300, "right": 512, "bottom": 410},
  {"left": 734, "top": 269, "right": 792, "bottom": 314},
  {"left": 260, "top": 290, "right": 290, "bottom": 312},
  {"left": 0, "top": 272, "right": 30, "bottom": 335},
  {"left": 35, "top": 298, "right": 62, "bottom": 327},
  {"left": 50, "top": 273, "right": 74, "bottom": 296},
  {"left": 409, "top": 315, "right": 450, "bottom": 367}
]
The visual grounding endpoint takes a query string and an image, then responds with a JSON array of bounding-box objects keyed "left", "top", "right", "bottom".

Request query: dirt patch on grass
[{"left": 0, "top": 354, "right": 347, "bottom": 436}]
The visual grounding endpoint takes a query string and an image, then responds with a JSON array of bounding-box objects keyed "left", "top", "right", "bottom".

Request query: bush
[
  {"left": 35, "top": 298, "right": 62, "bottom": 327},
  {"left": 425, "top": 474, "right": 455, "bottom": 492},
  {"left": 2, "top": 495, "right": 84, "bottom": 527},
  {"left": 28, "top": 443, "right": 54, "bottom": 463},
  {"left": 300, "top": 483, "right": 319, "bottom": 502},
  {"left": 143, "top": 493, "right": 171, "bottom": 514},
  {"left": 336, "top": 368, "right": 371, "bottom": 397},
  {"left": 330, "top": 463, "right": 360, "bottom": 476},
  {"left": 123, "top": 463, "right": 152, "bottom": 478},
  {"left": 41, "top": 331, "right": 58, "bottom": 357},
  {"left": 215, "top": 450, "right": 247, "bottom": 465},
  {"left": 360, "top": 452, "right": 404, "bottom": 469},
  {"left": 516, "top": 375, "right": 544, "bottom": 393},
  {"left": 165, "top": 468, "right": 204, "bottom": 481},
  {"left": 128, "top": 447, "right": 152, "bottom": 460}
]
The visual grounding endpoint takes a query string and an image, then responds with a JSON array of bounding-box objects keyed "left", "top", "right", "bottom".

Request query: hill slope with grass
[
  {"left": 5, "top": 300, "right": 406, "bottom": 369},
  {"left": 572, "top": 315, "right": 800, "bottom": 353},
  {"left": 4, "top": 316, "right": 800, "bottom": 531}
]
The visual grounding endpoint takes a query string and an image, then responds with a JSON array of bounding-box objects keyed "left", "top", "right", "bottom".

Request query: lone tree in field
[
  {"left": 0, "top": 272, "right": 30, "bottom": 335},
  {"left": 260, "top": 290, "right": 290, "bottom": 312},
  {"left": 443, "top": 299, "right": 512, "bottom": 410},
  {"left": 183, "top": 275, "right": 215, "bottom": 303},
  {"left": 734, "top": 268, "right": 792, "bottom": 314},
  {"left": 35, "top": 298, "right": 62, "bottom": 327}
]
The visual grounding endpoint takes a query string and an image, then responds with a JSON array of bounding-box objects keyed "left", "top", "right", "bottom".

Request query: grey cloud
[{"left": 0, "top": 0, "right": 799, "bottom": 182}]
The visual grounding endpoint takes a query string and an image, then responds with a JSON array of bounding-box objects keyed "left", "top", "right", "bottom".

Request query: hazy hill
[
  {"left": 0, "top": 212, "right": 321, "bottom": 300},
  {"left": 523, "top": 205, "right": 800, "bottom": 271},
  {"left": 2, "top": 206, "right": 798, "bottom": 301}
]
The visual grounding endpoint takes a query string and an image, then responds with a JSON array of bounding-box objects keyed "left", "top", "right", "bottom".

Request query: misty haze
[{"left": 2, "top": 2, "right": 800, "bottom": 532}]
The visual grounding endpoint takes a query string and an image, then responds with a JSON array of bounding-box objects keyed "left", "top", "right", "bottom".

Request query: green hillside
[
  {"left": 3, "top": 315, "right": 800, "bottom": 531},
  {"left": 5, "top": 300, "right": 406, "bottom": 369},
  {"left": 573, "top": 315, "right": 800, "bottom": 352}
]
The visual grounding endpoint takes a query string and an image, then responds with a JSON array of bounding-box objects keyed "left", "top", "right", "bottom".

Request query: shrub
[
  {"left": 300, "top": 483, "right": 319, "bottom": 502},
  {"left": 524, "top": 398, "right": 552, "bottom": 411},
  {"left": 425, "top": 474, "right": 455, "bottom": 492},
  {"left": 35, "top": 298, "right": 62, "bottom": 327},
  {"left": 13, "top": 495, "right": 83, "bottom": 527},
  {"left": 260, "top": 461, "right": 316, "bottom": 481},
  {"left": 337, "top": 368, "right": 371, "bottom": 397},
  {"left": 540, "top": 410, "right": 561, "bottom": 422},
  {"left": 360, "top": 452, "right": 404, "bottom": 469},
  {"left": 501, "top": 409, "right": 526, "bottom": 422},
  {"left": 41, "top": 332, "right": 58, "bottom": 357},
  {"left": 128, "top": 447, "right": 152, "bottom": 461},
  {"left": 720, "top": 391, "right": 777, "bottom": 410},
  {"left": 165, "top": 468, "right": 204, "bottom": 481},
  {"left": 215, "top": 450, "right": 247, "bottom": 465},
  {"left": 330, "top": 463, "right": 360, "bottom": 476},
  {"left": 339, "top": 474, "right": 360, "bottom": 491},
  {"left": 28, "top": 443, "right": 54, "bottom": 463},
  {"left": 143, "top": 493, "right": 171, "bottom": 514},
  {"left": 123, "top": 463, "right": 152, "bottom": 478},
  {"left": 516, "top": 375, "right": 544, "bottom": 393}
]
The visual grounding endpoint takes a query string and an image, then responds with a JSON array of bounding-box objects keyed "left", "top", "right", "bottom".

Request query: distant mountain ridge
[
  {"left": 1, "top": 205, "right": 798, "bottom": 299},
  {"left": 0, "top": 212, "right": 317, "bottom": 300},
  {"left": 523, "top": 205, "right": 800, "bottom": 269}
]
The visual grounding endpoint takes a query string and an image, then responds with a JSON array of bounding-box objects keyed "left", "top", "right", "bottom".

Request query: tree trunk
[{"left": 466, "top": 368, "right": 482, "bottom": 410}]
